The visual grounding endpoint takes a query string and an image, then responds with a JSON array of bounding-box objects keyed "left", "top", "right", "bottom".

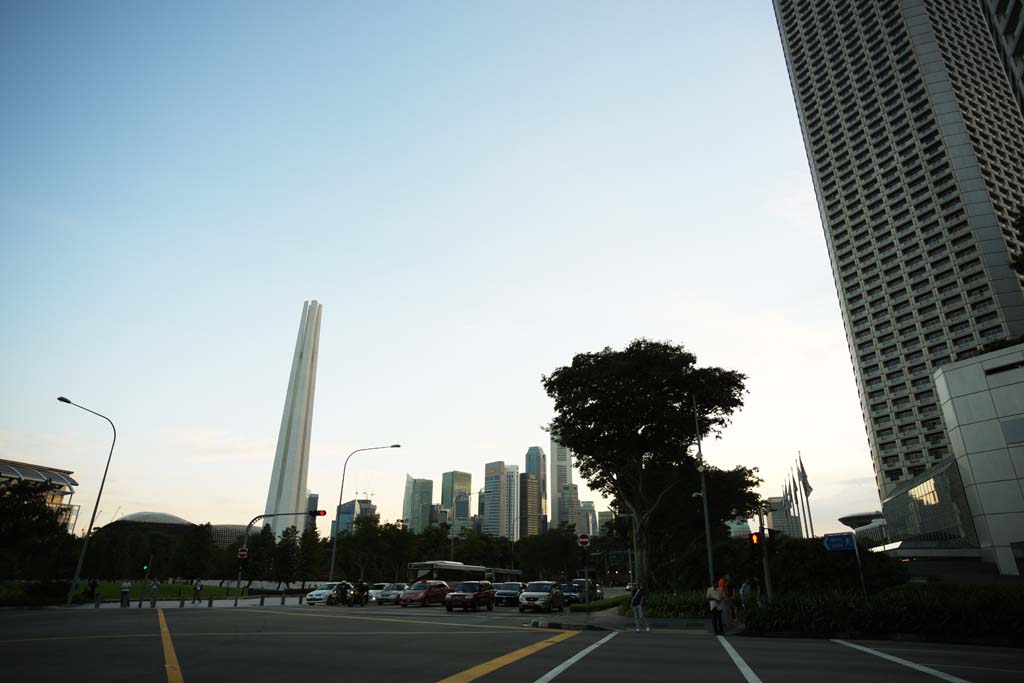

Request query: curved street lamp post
[
  {"left": 328, "top": 444, "right": 401, "bottom": 581},
  {"left": 57, "top": 397, "right": 117, "bottom": 606}
]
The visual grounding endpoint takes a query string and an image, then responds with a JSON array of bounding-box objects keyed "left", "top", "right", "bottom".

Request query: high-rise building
[
  {"left": 524, "top": 447, "right": 548, "bottom": 532},
  {"left": 503, "top": 464, "right": 520, "bottom": 540},
  {"left": 264, "top": 300, "right": 322, "bottom": 537},
  {"left": 596, "top": 510, "right": 614, "bottom": 536},
  {"left": 983, "top": 1, "right": 1024, "bottom": 116},
  {"left": 774, "top": 0, "right": 1024, "bottom": 499},
  {"left": 483, "top": 461, "right": 506, "bottom": 537},
  {"left": 557, "top": 484, "right": 580, "bottom": 531},
  {"left": 580, "top": 501, "right": 598, "bottom": 536},
  {"left": 519, "top": 472, "right": 540, "bottom": 537},
  {"left": 766, "top": 496, "right": 803, "bottom": 539},
  {"left": 442, "top": 471, "right": 472, "bottom": 511},
  {"left": 304, "top": 491, "right": 319, "bottom": 534},
  {"left": 550, "top": 437, "right": 573, "bottom": 527},
  {"left": 402, "top": 475, "right": 433, "bottom": 533},
  {"left": 331, "top": 498, "right": 378, "bottom": 537}
]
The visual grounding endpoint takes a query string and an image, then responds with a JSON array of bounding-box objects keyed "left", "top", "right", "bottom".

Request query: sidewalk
[{"left": 72, "top": 595, "right": 307, "bottom": 609}]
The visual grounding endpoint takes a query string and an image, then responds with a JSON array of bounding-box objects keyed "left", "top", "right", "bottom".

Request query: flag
[
  {"left": 799, "top": 455, "right": 813, "bottom": 497},
  {"left": 783, "top": 481, "right": 792, "bottom": 513},
  {"left": 791, "top": 472, "right": 801, "bottom": 508}
]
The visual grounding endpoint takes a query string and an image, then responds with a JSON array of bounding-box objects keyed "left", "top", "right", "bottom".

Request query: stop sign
[
  {"left": 577, "top": 534, "right": 590, "bottom": 547},
  {"left": 237, "top": 547, "right": 249, "bottom": 560}
]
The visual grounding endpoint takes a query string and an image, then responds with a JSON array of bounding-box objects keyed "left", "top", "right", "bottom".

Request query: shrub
[
  {"left": 617, "top": 590, "right": 708, "bottom": 618},
  {"left": 568, "top": 594, "right": 628, "bottom": 612}
]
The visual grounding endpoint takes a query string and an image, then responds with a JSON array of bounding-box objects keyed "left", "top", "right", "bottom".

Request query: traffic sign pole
[{"left": 823, "top": 532, "right": 866, "bottom": 597}]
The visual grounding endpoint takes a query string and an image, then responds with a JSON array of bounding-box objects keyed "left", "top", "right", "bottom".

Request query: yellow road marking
[
  {"left": 255, "top": 607, "right": 529, "bottom": 631},
  {"left": 436, "top": 630, "right": 579, "bottom": 683},
  {"left": 157, "top": 609, "right": 184, "bottom": 683}
]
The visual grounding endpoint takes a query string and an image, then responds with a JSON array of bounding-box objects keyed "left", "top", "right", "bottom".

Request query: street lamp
[
  {"left": 692, "top": 394, "right": 715, "bottom": 587},
  {"left": 328, "top": 444, "right": 401, "bottom": 581},
  {"left": 57, "top": 396, "right": 116, "bottom": 605}
]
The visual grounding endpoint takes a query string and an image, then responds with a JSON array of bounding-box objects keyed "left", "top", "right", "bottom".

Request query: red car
[
  {"left": 445, "top": 581, "right": 495, "bottom": 612},
  {"left": 399, "top": 580, "right": 449, "bottom": 607}
]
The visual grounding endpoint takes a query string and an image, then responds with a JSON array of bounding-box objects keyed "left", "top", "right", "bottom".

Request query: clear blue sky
[{"left": 1, "top": 1, "right": 877, "bottom": 535}]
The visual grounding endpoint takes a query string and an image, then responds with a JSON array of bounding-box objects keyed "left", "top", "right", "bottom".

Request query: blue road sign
[{"left": 823, "top": 532, "right": 856, "bottom": 551}]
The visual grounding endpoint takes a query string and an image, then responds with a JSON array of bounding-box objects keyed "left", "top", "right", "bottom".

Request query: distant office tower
[
  {"left": 442, "top": 471, "right": 472, "bottom": 512},
  {"left": 550, "top": 437, "right": 573, "bottom": 527},
  {"left": 483, "top": 461, "right": 507, "bottom": 537},
  {"left": 524, "top": 447, "right": 548, "bottom": 532},
  {"left": 332, "top": 498, "right": 378, "bottom": 536},
  {"left": 727, "top": 519, "right": 752, "bottom": 539},
  {"left": 519, "top": 472, "right": 540, "bottom": 537},
  {"left": 557, "top": 484, "right": 580, "bottom": 531},
  {"left": 402, "top": 475, "right": 433, "bottom": 533},
  {"left": 264, "top": 300, "right": 322, "bottom": 537},
  {"left": 420, "top": 503, "right": 446, "bottom": 529},
  {"left": 774, "top": 0, "right": 1024, "bottom": 499},
  {"left": 766, "top": 496, "right": 803, "bottom": 539},
  {"left": 304, "top": 491, "right": 319, "bottom": 534},
  {"left": 596, "top": 510, "right": 614, "bottom": 536},
  {"left": 580, "top": 501, "right": 597, "bottom": 536},
  {"left": 983, "top": 1, "right": 1024, "bottom": 116},
  {"left": 503, "top": 464, "right": 520, "bottom": 540}
]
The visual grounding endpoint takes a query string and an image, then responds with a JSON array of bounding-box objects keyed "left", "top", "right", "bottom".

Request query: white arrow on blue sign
[{"left": 822, "top": 532, "right": 856, "bottom": 551}]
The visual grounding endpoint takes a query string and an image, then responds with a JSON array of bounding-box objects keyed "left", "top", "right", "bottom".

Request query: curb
[{"left": 527, "top": 618, "right": 613, "bottom": 632}]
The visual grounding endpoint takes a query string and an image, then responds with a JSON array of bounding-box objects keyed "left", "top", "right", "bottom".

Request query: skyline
[{"left": 2, "top": 2, "right": 875, "bottom": 537}]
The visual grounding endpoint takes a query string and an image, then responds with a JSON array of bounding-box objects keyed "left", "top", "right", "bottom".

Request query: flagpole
[
  {"left": 791, "top": 470, "right": 806, "bottom": 538},
  {"left": 795, "top": 461, "right": 812, "bottom": 538},
  {"left": 801, "top": 454, "right": 816, "bottom": 538}
]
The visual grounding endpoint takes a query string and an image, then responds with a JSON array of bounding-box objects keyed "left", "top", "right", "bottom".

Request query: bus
[{"left": 408, "top": 561, "right": 522, "bottom": 584}]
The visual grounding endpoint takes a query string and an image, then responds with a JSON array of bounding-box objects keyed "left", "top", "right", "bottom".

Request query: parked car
[
  {"left": 493, "top": 582, "right": 525, "bottom": 607},
  {"left": 445, "top": 581, "right": 495, "bottom": 612},
  {"left": 570, "top": 578, "right": 604, "bottom": 602},
  {"left": 399, "top": 580, "right": 450, "bottom": 607},
  {"left": 304, "top": 581, "right": 353, "bottom": 606},
  {"left": 518, "top": 581, "right": 563, "bottom": 613},
  {"left": 367, "top": 583, "right": 389, "bottom": 603},
  {"left": 374, "top": 583, "right": 409, "bottom": 605}
]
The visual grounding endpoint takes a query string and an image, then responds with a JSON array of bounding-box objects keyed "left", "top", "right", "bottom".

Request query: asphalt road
[{"left": 2, "top": 603, "right": 1022, "bottom": 683}]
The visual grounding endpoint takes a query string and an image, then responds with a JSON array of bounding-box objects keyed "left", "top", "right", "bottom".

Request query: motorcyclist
[{"left": 355, "top": 580, "right": 370, "bottom": 606}]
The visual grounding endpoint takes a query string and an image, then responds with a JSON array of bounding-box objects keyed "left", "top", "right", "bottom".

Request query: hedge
[
  {"left": 617, "top": 590, "right": 708, "bottom": 618},
  {"left": 568, "top": 594, "right": 628, "bottom": 612}
]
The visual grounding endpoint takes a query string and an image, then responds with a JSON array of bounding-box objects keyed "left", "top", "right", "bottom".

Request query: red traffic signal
[{"left": 310, "top": 509, "right": 327, "bottom": 517}]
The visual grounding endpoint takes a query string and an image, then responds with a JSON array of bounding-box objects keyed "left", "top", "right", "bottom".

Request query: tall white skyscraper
[
  {"left": 580, "top": 501, "right": 597, "bottom": 536},
  {"left": 557, "top": 484, "right": 580, "bottom": 531},
  {"left": 402, "top": 475, "right": 433, "bottom": 533},
  {"left": 483, "top": 461, "right": 506, "bottom": 537},
  {"left": 264, "top": 300, "right": 322, "bottom": 537},
  {"left": 503, "top": 464, "right": 520, "bottom": 541},
  {"left": 549, "top": 436, "right": 573, "bottom": 528}
]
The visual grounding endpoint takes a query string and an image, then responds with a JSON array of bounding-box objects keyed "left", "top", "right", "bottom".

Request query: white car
[
  {"left": 374, "top": 583, "right": 409, "bottom": 605},
  {"left": 367, "top": 583, "right": 389, "bottom": 603},
  {"left": 304, "top": 582, "right": 351, "bottom": 606},
  {"left": 518, "top": 581, "right": 564, "bottom": 613}
]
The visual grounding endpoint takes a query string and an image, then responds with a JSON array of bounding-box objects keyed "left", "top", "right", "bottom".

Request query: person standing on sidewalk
[
  {"left": 631, "top": 581, "right": 650, "bottom": 632},
  {"left": 120, "top": 580, "right": 131, "bottom": 608},
  {"left": 192, "top": 579, "right": 202, "bottom": 604},
  {"left": 706, "top": 581, "right": 724, "bottom": 635}
]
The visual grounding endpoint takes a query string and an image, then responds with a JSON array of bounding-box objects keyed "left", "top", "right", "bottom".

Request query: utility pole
[{"left": 757, "top": 506, "right": 773, "bottom": 602}]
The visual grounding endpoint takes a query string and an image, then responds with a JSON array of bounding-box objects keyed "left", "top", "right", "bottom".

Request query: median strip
[
  {"left": 157, "top": 609, "right": 184, "bottom": 683},
  {"left": 436, "top": 630, "right": 579, "bottom": 683}
]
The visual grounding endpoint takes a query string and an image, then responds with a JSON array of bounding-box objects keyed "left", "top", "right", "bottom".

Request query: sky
[{"left": 0, "top": 1, "right": 879, "bottom": 538}]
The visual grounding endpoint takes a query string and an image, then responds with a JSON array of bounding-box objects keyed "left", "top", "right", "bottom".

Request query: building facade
[
  {"left": 983, "top": 0, "right": 1024, "bottom": 117},
  {"left": 503, "top": 464, "right": 520, "bottom": 540},
  {"left": 483, "top": 461, "right": 506, "bottom": 537},
  {"left": 0, "top": 459, "right": 79, "bottom": 532},
  {"left": 580, "top": 501, "right": 598, "bottom": 536},
  {"left": 596, "top": 510, "right": 614, "bottom": 536},
  {"left": 332, "top": 498, "right": 378, "bottom": 537},
  {"left": 524, "top": 446, "right": 548, "bottom": 532},
  {"left": 519, "top": 472, "right": 540, "bottom": 537},
  {"left": 402, "top": 476, "right": 433, "bottom": 533},
  {"left": 766, "top": 496, "right": 804, "bottom": 539},
  {"left": 550, "top": 437, "right": 573, "bottom": 527},
  {"left": 557, "top": 483, "right": 580, "bottom": 531},
  {"left": 774, "top": 0, "right": 1024, "bottom": 499},
  {"left": 304, "top": 491, "right": 319, "bottom": 534},
  {"left": 264, "top": 300, "right": 322, "bottom": 537},
  {"left": 442, "top": 471, "right": 472, "bottom": 512}
]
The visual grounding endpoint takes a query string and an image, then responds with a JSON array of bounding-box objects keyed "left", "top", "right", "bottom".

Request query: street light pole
[
  {"left": 692, "top": 394, "right": 715, "bottom": 587},
  {"left": 328, "top": 444, "right": 400, "bottom": 581},
  {"left": 58, "top": 397, "right": 116, "bottom": 606}
]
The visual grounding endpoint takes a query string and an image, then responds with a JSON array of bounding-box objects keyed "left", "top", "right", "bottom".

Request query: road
[{"left": 2, "top": 603, "right": 1021, "bottom": 683}]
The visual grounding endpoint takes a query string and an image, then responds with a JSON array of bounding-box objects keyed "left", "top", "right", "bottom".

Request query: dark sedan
[
  {"left": 493, "top": 582, "right": 525, "bottom": 606},
  {"left": 444, "top": 581, "right": 495, "bottom": 611}
]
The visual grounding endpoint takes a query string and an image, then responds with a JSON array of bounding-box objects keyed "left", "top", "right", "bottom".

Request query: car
[
  {"left": 398, "top": 580, "right": 449, "bottom": 607},
  {"left": 304, "top": 581, "right": 353, "bottom": 606},
  {"left": 559, "top": 583, "right": 579, "bottom": 605},
  {"left": 367, "top": 583, "right": 389, "bottom": 603},
  {"left": 518, "top": 581, "right": 563, "bottom": 613},
  {"left": 445, "top": 581, "right": 495, "bottom": 612},
  {"left": 374, "top": 583, "right": 409, "bottom": 605},
  {"left": 570, "top": 578, "right": 604, "bottom": 602},
  {"left": 493, "top": 581, "right": 525, "bottom": 607}
]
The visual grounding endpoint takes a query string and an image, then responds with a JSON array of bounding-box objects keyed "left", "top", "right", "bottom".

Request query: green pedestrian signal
[{"left": 143, "top": 564, "right": 149, "bottom": 571}]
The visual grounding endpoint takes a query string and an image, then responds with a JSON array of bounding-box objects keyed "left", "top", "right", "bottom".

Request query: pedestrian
[
  {"left": 631, "top": 580, "right": 650, "bottom": 632},
  {"left": 739, "top": 578, "right": 751, "bottom": 609},
  {"left": 150, "top": 578, "right": 160, "bottom": 600},
  {"left": 87, "top": 578, "right": 98, "bottom": 601},
  {"left": 706, "top": 581, "right": 725, "bottom": 635},
  {"left": 120, "top": 580, "right": 131, "bottom": 608},
  {"left": 192, "top": 579, "right": 202, "bottom": 604},
  {"left": 719, "top": 573, "right": 734, "bottom": 629}
]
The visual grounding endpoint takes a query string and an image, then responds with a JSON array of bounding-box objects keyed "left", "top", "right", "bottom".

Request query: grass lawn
[{"left": 83, "top": 580, "right": 247, "bottom": 602}]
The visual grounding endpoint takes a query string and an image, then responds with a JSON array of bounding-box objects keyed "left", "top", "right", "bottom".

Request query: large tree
[
  {"left": 0, "top": 480, "right": 70, "bottom": 579},
  {"left": 543, "top": 338, "right": 747, "bottom": 585},
  {"left": 272, "top": 526, "right": 300, "bottom": 589},
  {"left": 297, "top": 527, "right": 323, "bottom": 588}
]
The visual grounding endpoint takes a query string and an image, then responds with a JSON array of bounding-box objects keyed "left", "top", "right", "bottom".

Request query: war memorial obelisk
[{"left": 264, "top": 300, "right": 322, "bottom": 537}]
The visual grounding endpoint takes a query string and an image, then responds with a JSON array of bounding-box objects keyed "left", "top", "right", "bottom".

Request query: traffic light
[
  {"left": 309, "top": 509, "right": 327, "bottom": 517},
  {"left": 749, "top": 532, "right": 762, "bottom": 546},
  {"left": 142, "top": 563, "right": 149, "bottom": 571}
]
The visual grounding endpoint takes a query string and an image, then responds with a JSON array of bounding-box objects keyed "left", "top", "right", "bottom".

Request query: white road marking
[
  {"left": 532, "top": 631, "right": 618, "bottom": 683},
  {"left": 717, "top": 636, "right": 763, "bottom": 683},
  {"left": 832, "top": 639, "right": 974, "bottom": 683}
]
